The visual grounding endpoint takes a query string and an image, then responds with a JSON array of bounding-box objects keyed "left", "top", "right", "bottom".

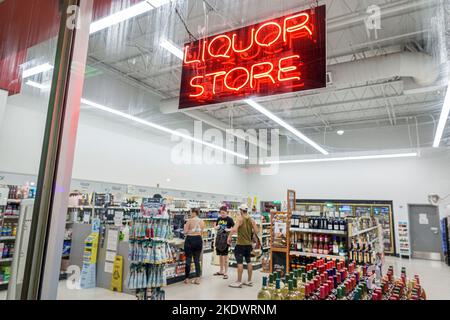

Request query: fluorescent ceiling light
[
  {"left": 80, "top": 98, "right": 248, "bottom": 160},
  {"left": 26, "top": 80, "right": 50, "bottom": 90},
  {"left": 245, "top": 99, "right": 329, "bottom": 155},
  {"left": 89, "top": 0, "right": 171, "bottom": 34},
  {"left": 22, "top": 63, "right": 54, "bottom": 79},
  {"left": 160, "top": 39, "right": 184, "bottom": 60},
  {"left": 265, "top": 152, "right": 418, "bottom": 165},
  {"left": 337, "top": 130, "right": 345, "bottom": 136},
  {"left": 433, "top": 84, "right": 450, "bottom": 148}
]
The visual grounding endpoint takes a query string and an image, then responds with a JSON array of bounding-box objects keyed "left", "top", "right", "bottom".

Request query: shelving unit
[
  {"left": 0, "top": 189, "right": 23, "bottom": 290},
  {"left": 297, "top": 199, "right": 396, "bottom": 255},
  {"left": 398, "top": 221, "right": 411, "bottom": 259}
]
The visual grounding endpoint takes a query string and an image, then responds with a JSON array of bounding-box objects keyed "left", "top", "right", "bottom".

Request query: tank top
[
  {"left": 237, "top": 215, "right": 253, "bottom": 246},
  {"left": 186, "top": 217, "right": 202, "bottom": 236}
]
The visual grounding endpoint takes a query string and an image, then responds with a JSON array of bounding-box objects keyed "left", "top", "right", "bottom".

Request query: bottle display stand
[
  {"left": 398, "top": 221, "right": 411, "bottom": 259},
  {"left": 127, "top": 198, "right": 172, "bottom": 300},
  {"left": 80, "top": 232, "right": 99, "bottom": 289}
]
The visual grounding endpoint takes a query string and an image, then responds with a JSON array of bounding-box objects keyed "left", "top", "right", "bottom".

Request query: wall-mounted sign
[{"left": 179, "top": 6, "right": 326, "bottom": 109}]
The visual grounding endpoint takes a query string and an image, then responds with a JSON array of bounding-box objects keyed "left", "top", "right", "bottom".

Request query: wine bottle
[
  {"left": 272, "top": 279, "right": 284, "bottom": 300},
  {"left": 257, "top": 276, "right": 272, "bottom": 300}
]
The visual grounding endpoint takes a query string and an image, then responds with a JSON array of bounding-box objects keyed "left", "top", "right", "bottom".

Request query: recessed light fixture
[
  {"left": 89, "top": 0, "right": 171, "bottom": 34},
  {"left": 244, "top": 99, "right": 328, "bottom": 155},
  {"left": 337, "top": 130, "right": 345, "bottom": 136},
  {"left": 80, "top": 98, "right": 248, "bottom": 160},
  {"left": 160, "top": 39, "right": 184, "bottom": 60},
  {"left": 264, "top": 152, "right": 419, "bottom": 165},
  {"left": 22, "top": 63, "right": 54, "bottom": 79},
  {"left": 433, "top": 83, "right": 450, "bottom": 148},
  {"left": 166, "top": 178, "right": 171, "bottom": 182}
]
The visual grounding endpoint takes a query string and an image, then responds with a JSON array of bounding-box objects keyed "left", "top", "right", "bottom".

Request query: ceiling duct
[{"left": 328, "top": 52, "right": 440, "bottom": 88}]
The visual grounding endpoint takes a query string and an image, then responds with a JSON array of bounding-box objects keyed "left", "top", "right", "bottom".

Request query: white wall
[
  {"left": 71, "top": 112, "right": 248, "bottom": 197},
  {"left": 0, "top": 94, "right": 47, "bottom": 175},
  {"left": 0, "top": 94, "right": 248, "bottom": 197}
]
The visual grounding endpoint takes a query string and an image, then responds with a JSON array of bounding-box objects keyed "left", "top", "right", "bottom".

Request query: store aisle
[{"left": 165, "top": 253, "right": 262, "bottom": 300}]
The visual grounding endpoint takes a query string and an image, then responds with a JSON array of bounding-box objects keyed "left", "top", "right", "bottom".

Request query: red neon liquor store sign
[{"left": 179, "top": 6, "right": 326, "bottom": 109}]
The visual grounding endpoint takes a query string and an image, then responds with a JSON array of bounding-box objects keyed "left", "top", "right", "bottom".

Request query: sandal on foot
[
  {"left": 223, "top": 275, "right": 229, "bottom": 280},
  {"left": 229, "top": 282, "right": 243, "bottom": 288},
  {"left": 213, "top": 272, "right": 224, "bottom": 276}
]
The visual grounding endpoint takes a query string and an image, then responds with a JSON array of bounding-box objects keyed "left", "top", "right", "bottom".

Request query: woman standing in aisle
[
  {"left": 184, "top": 208, "right": 205, "bottom": 285},
  {"left": 213, "top": 206, "right": 235, "bottom": 280}
]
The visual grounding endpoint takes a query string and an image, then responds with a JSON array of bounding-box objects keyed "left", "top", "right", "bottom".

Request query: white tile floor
[{"left": 1, "top": 254, "right": 449, "bottom": 300}]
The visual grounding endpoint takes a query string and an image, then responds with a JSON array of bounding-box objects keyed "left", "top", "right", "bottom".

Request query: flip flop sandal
[
  {"left": 223, "top": 275, "right": 229, "bottom": 279},
  {"left": 213, "top": 272, "right": 224, "bottom": 276}
]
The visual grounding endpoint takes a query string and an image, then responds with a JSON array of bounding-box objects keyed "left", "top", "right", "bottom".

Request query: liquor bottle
[
  {"left": 267, "top": 274, "right": 276, "bottom": 296},
  {"left": 323, "top": 235, "right": 329, "bottom": 255},
  {"left": 318, "top": 234, "right": 323, "bottom": 254},
  {"left": 285, "top": 280, "right": 301, "bottom": 300},
  {"left": 272, "top": 279, "right": 284, "bottom": 300},
  {"left": 276, "top": 271, "right": 285, "bottom": 289},
  {"left": 258, "top": 276, "right": 272, "bottom": 300},
  {"left": 282, "top": 274, "right": 291, "bottom": 297},
  {"left": 322, "top": 214, "right": 328, "bottom": 230},
  {"left": 365, "top": 243, "right": 371, "bottom": 265},
  {"left": 340, "top": 218, "right": 346, "bottom": 231},
  {"left": 328, "top": 216, "right": 333, "bottom": 230},
  {"left": 304, "top": 217, "right": 309, "bottom": 229},
  {"left": 332, "top": 236, "right": 339, "bottom": 255},
  {"left": 312, "top": 235, "right": 318, "bottom": 254},
  {"left": 361, "top": 243, "right": 367, "bottom": 264},
  {"left": 333, "top": 218, "right": 340, "bottom": 231},
  {"left": 338, "top": 238, "right": 346, "bottom": 257}
]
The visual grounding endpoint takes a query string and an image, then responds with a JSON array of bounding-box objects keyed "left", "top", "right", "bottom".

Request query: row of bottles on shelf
[
  {"left": 0, "top": 243, "right": 15, "bottom": 259},
  {"left": 258, "top": 260, "right": 425, "bottom": 300},
  {"left": 5, "top": 185, "right": 36, "bottom": 200},
  {"left": 291, "top": 214, "right": 347, "bottom": 231},
  {"left": 349, "top": 240, "right": 374, "bottom": 265},
  {"left": 0, "top": 222, "right": 17, "bottom": 237},
  {"left": 2, "top": 203, "right": 20, "bottom": 216},
  {"left": 290, "top": 233, "right": 346, "bottom": 257}
]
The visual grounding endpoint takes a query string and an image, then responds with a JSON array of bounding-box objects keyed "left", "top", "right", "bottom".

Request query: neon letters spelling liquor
[{"left": 178, "top": 6, "right": 326, "bottom": 109}]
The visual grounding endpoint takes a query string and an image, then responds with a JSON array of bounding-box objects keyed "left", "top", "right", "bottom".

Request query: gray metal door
[{"left": 408, "top": 204, "right": 442, "bottom": 261}]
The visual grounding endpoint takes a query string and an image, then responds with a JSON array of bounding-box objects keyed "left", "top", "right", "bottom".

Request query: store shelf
[
  {"left": 0, "top": 281, "right": 9, "bottom": 285},
  {"left": 262, "top": 223, "right": 271, "bottom": 226},
  {"left": 290, "top": 250, "right": 347, "bottom": 261},
  {"left": 0, "top": 236, "right": 16, "bottom": 241},
  {"left": 0, "top": 258, "right": 13, "bottom": 263},
  {"left": 290, "top": 228, "right": 346, "bottom": 235},
  {"left": 350, "top": 225, "right": 379, "bottom": 237},
  {"left": 201, "top": 218, "right": 217, "bottom": 221},
  {"left": 7, "top": 199, "right": 21, "bottom": 204}
]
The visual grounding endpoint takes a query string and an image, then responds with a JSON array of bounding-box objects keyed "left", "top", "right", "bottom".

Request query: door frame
[{"left": 407, "top": 204, "right": 443, "bottom": 261}]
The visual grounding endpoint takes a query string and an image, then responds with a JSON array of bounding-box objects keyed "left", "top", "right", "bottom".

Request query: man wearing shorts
[{"left": 227, "top": 204, "right": 258, "bottom": 288}]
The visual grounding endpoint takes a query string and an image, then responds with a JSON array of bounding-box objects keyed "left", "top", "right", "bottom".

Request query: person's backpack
[{"left": 215, "top": 229, "right": 229, "bottom": 252}]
